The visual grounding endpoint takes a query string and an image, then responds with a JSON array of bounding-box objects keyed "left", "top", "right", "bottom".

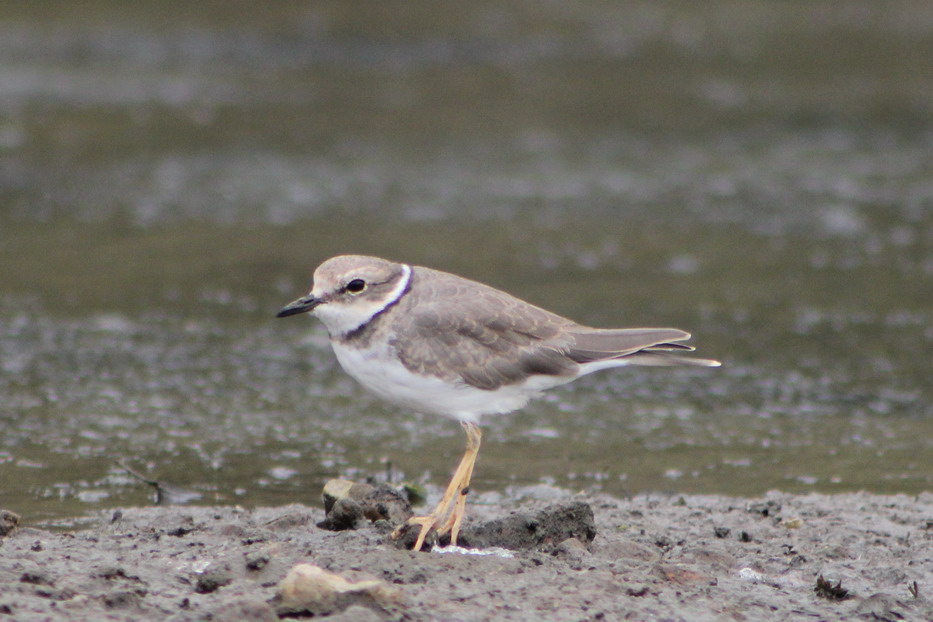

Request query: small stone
[
  {"left": 195, "top": 564, "right": 233, "bottom": 594},
  {"left": 244, "top": 551, "right": 270, "bottom": 571},
  {"left": 391, "top": 521, "right": 437, "bottom": 552},
  {"left": 358, "top": 484, "right": 413, "bottom": 525},
  {"left": 654, "top": 535, "right": 674, "bottom": 550},
  {"left": 167, "top": 527, "right": 193, "bottom": 537},
  {"left": 320, "top": 479, "right": 413, "bottom": 532},
  {"left": 322, "top": 479, "right": 371, "bottom": 513},
  {"left": 319, "top": 498, "right": 364, "bottom": 531},
  {"left": 454, "top": 502, "right": 596, "bottom": 551},
  {"left": 276, "top": 563, "right": 402, "bottom": 617},
  {"left": 626, "top": 584, "right": 650, "bottom": 597},
  {"left": 0, "top": 510, "right": 20, "bottom": 537}
]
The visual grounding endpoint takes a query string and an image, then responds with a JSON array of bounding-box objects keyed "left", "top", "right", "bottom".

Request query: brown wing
[
  {"left": 390, "top": 267, "right": 580, "bottom": 390},
  {"left": 389, "top": 267, "right": 719, "bottom": 389}
]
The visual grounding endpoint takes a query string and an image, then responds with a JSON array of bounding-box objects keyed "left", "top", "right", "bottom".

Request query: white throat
[{"left": 312, "top": 264, "right": 412, "bottom": 337}]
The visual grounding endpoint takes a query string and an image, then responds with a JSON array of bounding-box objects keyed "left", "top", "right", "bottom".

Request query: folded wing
[{"left": 393, "top": 267, "right": 720, "bottom": 392}]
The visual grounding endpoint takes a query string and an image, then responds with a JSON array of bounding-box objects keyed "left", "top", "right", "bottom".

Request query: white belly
[{"left": 330, "top": 340, "right": 565, "bottom": 423}]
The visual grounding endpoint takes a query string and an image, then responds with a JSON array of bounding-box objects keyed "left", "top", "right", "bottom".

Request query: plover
[{"left": 277, "top": 255, "right": 720, "bottom": 551}]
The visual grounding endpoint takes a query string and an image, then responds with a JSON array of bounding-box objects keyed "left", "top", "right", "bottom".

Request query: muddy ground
[{"left": 1, "top": 486, "right": 931, "bottom": 621}]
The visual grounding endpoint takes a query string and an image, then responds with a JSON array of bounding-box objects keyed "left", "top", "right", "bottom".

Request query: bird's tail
[
  {"left": 619, "top": 352, "right": 721, "bottom": 367},
  {"left": 567, "top": 327, "right": 721, "bottom": 368}
]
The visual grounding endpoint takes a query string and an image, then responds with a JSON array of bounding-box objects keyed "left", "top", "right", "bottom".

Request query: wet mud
[{"left": 2, "top": 487, "right": 931, "bottom": 621}]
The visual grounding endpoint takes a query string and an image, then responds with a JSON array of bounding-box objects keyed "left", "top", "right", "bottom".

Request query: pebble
[{"left": 276, "top": 563, "right": 402, "bottom": 617}]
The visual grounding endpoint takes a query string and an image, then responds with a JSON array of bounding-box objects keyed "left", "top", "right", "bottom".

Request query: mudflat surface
[{"left": 1, "top": 488, "right": 931, "bottom": 621}]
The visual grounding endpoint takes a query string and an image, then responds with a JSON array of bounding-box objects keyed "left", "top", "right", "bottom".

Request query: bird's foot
[
  {"left": 392, "top": 492, "right": 468, "bottom": 552},
  {"left": 391, "top": 514, "right": 439, "bottom": 551}
]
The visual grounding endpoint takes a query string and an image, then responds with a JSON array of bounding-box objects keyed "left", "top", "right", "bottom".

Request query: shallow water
[{"left": 1, "top": 2, "right": 931, "bottom": 527}]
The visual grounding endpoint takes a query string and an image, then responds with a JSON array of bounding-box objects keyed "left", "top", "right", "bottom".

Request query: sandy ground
[{"left": 1, "top": 486, "right": 931, "bottom": 621}]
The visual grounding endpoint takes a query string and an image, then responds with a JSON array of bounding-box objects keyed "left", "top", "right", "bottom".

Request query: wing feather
[
  {"left": 392, "top": 268, "right": 578, "bottom": 390},
  {"left": 390, "top": 267, "right": 719, "bottom": 390}
]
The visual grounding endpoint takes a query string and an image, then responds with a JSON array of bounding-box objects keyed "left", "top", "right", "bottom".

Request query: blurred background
[{"left": 1, "top": 1, "right": 931, "bottom": 528}]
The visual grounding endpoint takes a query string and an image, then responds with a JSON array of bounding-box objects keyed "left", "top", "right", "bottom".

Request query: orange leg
[
  {"left": 437, "top": 422, "right": 481, "bottom": 545},
  {"left": 394, "top": 421, "right": 482, "bottom": 551}
]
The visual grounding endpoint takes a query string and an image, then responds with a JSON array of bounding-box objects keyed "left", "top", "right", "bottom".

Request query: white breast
[{"left": 330, "top": 340, "right": 568, "bottom": 423}]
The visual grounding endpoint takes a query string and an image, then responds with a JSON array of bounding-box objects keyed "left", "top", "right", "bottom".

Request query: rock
[
  {"left": 453, "top": 501, "right": 597, "bottom": 551},
  {"left": 275, "top": 563, "right": 402, "bottom": 617},
  {"left": 0, "top": 510, "right": 20, "bottom": 537},
  {"left": 319, "top": 479, "right": 412, "bottom": 531},
  {"left": 244, "top": 550, "right": 270, "bottom": 571},
  {"left": 322, "top": 479, "right": 369, "bottom": 513},
  {"left": 359, "top": 484, "right": 414, "bottom": 525},
  {"left": 626, "top": 584, "right": 651, "bottom": 597},
  {"left": 321, "top": 498, "right": 365, "bottom": 531},
  {"left": 391, "top": 521, "right": 438, "bottom": 551},
  {"left": 194, "top": 563, "right": 233, "bottom": 594}
]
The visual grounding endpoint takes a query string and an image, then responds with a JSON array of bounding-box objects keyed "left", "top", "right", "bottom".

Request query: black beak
[{"left": 276, "top": 294, "right": 323, "bottom": 318}]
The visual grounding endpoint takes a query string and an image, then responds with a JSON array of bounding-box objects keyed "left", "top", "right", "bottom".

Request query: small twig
[{"left": 113, "top": 460, "right": 168, "bottom": 505}]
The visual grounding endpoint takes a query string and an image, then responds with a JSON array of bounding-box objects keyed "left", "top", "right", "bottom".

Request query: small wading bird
[{"left": 277, "top": 255, "right": 720, "bottom": 551}]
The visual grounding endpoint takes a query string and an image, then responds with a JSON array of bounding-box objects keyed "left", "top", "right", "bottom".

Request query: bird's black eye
[{"left": 345, "top": 278, "right": 367, "bottom": 294}]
